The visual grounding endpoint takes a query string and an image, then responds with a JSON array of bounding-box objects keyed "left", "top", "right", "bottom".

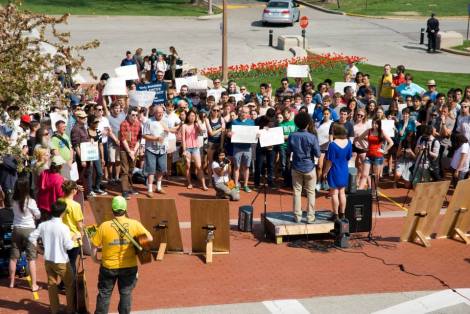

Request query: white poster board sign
[
  {"left": 188, "top": 80, "right": 208, "bottom": 91},
  {"left": 103, "top": 77, "right": 127, "bottom": 96},
  {"left": 70, "top": 162, "right": 79, "bottom": 182},
  {"left": 129, "top": 90, "right": 156, "bottom": 108},
  {"left": 114, "top": 64, "right": 139, "bottom": 81},
  {"left": 207, "top": 89, "right": 222, "bottom": 102},
  {"left": 382, "top": 119, "right": 395, "bottom": 138},
  {"left": 398, "top": 103, "right": 407, "bottom": 113},
  {"left": 334, "top": 82, "right": 357, "bottom": 95},
  {"left": 317, "top": 122, "right": 332, "bottom": 146},
  {"left": 175, "top": 76, "right": 199, "bottom": 92},
  {"left": 287, "top": 64, "right": 310, "bottom": 78},
  {"left": 231, "top": 125, "right": 259, "bottom": 144},
  {"left": 50, "top": 112, "right": 68, "bottom": 131},
  {"left": 80, "top": 142, "right": 99, "bottom": 161},
  {"left": 230, "top": 93, "right": 244, "bottom": 102},
  {"left": 259, "top": 127, "right": 284, "bottom": 147}
]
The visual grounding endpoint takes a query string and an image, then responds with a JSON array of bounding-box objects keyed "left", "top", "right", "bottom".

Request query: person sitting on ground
[{"left": 211, "top": 149, "right": 240, "bottom": 201}]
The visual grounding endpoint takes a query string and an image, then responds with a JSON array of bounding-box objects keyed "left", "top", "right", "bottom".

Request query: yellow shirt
[
  {"left": 91, "top": 216, "right": 151, "bottom": 269},
  {"left": 379, "top": 73, "right": 394, "bottom": 99},
  {"left": 61, "top": 198, "right": 84, "bottom": 248}
]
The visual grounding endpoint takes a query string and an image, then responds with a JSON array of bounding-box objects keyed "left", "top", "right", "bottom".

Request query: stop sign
[{"left": 299, "top": 16, "right": 309, "bottom": 29}]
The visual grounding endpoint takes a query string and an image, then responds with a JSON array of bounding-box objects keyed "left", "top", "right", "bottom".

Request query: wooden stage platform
[{"left": 261, "top": 210, "right": 335, "bottom": 244}]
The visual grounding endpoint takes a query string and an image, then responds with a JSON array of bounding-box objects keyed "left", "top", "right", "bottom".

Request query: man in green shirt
[
  {"left": 50, "top": 120, "right": 74, "bottom": 179},
  {"left": 278, "top": 108, "right": 297, "bottom": 187}
]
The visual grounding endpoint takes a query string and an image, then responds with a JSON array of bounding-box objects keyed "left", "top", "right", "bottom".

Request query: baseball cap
[
  {"left": 75, "top": 110, "right": 87, "bottom": 118},
  {"left": 20, "top": 114, "right": 31, "bottom": 124},
  {"left": 112, "top": 196, "right": 127, "bottom": 213},
  {"left": 51, "top": 155, "right": 66, "bottom": 166}
]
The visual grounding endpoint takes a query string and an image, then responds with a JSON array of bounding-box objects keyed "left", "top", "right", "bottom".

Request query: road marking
[
  {"left": 373, "top": 289, "right": 470, "bottom": 314},
  {"left": 263, "top": 299, "right": 310, "bottom": 314}
]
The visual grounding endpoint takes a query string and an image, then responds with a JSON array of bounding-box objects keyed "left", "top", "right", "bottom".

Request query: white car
[{"left": 262, "top": 0, "right": 300, "bottom": 26}]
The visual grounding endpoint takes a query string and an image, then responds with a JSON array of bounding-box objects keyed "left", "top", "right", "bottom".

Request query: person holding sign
[
  {"left": 70, "top": 110, "right": 90, "bottom": 191},
  {"left": 86, "top": 115, "right": 107, "bottom": 197},
  {"left": 288, "top": 112, "right": 320, "bottom": 224},
  {"left": 143, "top": 106, "right": 169, "bottom": 196}
]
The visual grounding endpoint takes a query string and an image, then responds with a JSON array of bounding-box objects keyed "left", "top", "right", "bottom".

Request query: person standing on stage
[
  {"left": 426, "top": 13, "right": 439, "bottom": 53},
  {"left": 288, "top": 112, "right": 320, "bottom": 224},
  {"left": 322, "top": 124, "right": 352, "bottom": 220},
  {"left": 91, "top": 196, "right": 152, "bottom": 314}
]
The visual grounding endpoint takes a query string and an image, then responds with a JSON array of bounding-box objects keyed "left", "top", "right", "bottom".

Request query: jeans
[
  {"left": 279, "top": 148, "right": 291, "bottom": 186},
  {"left": 292, "top": 168, "right": 316, "bottom": 222},
  {"left": 87, "top": 159, "right": 103, "bottom": 192},
  {"left": 67, "top": 247, "right": 80, "bottom": 279},
  {"left": 95, "top": 266, "right": 138, "bottom": 314},
  {"left": 254, "top": 146, "right": 275, "bottom": 186}
]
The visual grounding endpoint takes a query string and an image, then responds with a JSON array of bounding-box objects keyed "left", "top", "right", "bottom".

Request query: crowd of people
[{"left": 2, "top": 46, "right": 470, "bottom": 313}]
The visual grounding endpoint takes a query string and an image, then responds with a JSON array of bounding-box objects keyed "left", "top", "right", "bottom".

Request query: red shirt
[
  {"left": 36, "top": 170, "right": 64, "bottom": 212},
  {"left": 367, "top": 130, "right": 383, "bottom": 158},
  {"left": 119, "top": 119, "right": 141, "bottom": 151}
]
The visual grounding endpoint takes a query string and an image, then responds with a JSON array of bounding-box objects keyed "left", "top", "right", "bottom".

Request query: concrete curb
[
  {"left": 197, "top": 13, "right": 222, "bottom": 20},
  {"left": 295, "top": 0, "right": 344, "bottom": 15},
  {"left": 441, "top": 47, "right": 470, "bottom": 56}
]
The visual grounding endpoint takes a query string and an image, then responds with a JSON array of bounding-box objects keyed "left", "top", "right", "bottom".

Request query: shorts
[
  {"left": 144, "top": 150, "right": 167, "bottom": 175},
  {"left": 353, "top": 145, "right": 367, "bottom": 154},
  {"left": 364, "top": 156, "right": 384, "bottom": 166},
  {"left": 10, "top": 227, "right": 37, "bottom": 260},
  {"left": 186, "top": 147, "right": 200, "bottom": 155},
  {"left": 108, "top": 144, "right": 120, "bottom": 163},
  {"left": 233, "top": 146, "right": 252, "bottom": 168}
]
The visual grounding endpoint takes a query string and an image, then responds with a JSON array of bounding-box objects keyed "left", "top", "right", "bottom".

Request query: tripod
[{"left": 402, "top": 139, "right": 431, "bottom": 207}]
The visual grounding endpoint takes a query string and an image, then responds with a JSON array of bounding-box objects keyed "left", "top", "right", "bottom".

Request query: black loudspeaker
[
  {"left": 347, "top": 167, "right": 357, "bottom": 194},
  {"left": 238, "top": 206, "right": 253, "bottom": 232},
  {"left": 345, "top": 190, "right": 372, "bottom": 233}
]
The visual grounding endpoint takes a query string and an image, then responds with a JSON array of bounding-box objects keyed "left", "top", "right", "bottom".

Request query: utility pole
[
  {"left": 222, "top": 0, "right": 228, "bottom": 83},
  {"left": 208, "top": 0, "right": 213, "bottom": 15}
]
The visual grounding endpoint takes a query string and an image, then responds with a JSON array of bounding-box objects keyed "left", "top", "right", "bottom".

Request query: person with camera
[
  {"left": 211, "top": 149, "right": 239, "bottom": 201},
  {"left": 412, "top": 125, "right": 441, "bottom": 185}
]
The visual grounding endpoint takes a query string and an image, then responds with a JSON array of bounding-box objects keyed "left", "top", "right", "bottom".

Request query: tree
[{"left": 0, "top": 1, "right": 99, "bottom": 168}]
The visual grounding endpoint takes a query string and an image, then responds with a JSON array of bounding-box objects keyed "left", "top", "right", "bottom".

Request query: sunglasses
[
  {"left": 357, "top": 114, "right": 364, "bottom": 117},
  {"left": 212, "top": 109, "right": 220, "bottom": 112}
]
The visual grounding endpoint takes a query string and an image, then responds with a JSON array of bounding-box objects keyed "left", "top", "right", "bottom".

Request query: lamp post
[{"left": 222, "top": 0, "right": 228, "bottom": 83}]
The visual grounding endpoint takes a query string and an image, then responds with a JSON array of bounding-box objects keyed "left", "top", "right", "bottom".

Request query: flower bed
[{"left": 200, "top": 53, "right": 366, "bottom": 80}]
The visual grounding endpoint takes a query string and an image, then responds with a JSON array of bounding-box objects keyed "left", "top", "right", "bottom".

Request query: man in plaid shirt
[{"left": 119, "top": 107, "right": 142, "bottom": 199}]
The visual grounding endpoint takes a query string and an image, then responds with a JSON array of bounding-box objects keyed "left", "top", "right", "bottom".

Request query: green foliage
[
  {"left": 307, "top": 0, "right": 470, "bottom": 16},
  {"left": 0, "top": 0, "right": 219, "bottom": 16},
  {"left": 0, "top": 1, "right": 99, "bottom": 166}
]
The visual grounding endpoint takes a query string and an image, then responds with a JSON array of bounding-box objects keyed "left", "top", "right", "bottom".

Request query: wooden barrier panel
[
  {"left": 88, "top": 196, "right": 114, "bottom": 225},
  {"left": 136, "top": 198, "right": 183, "bottom": 254},
  {"left": 437, "top": 178, "right": 470, "bottom": 244},
  {"left": 400, "top": 181, "right": 450, "bottom": 247},
  {"left": 190, "top": 199, "right": 230, "bottom": 253}
]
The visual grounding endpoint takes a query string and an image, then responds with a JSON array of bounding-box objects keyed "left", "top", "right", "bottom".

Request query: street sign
[{"left": 299, "top": 16, "right": 309, "bottom": 29}]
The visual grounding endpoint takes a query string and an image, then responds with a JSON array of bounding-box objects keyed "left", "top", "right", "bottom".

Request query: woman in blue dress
[{"left": 323, "top": 124, "right": 352, "bottom": 220}]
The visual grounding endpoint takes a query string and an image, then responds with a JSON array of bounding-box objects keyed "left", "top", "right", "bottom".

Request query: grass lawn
[
  {"left": 232, "top": 62, "right": 470, "bottom": 93},
  {"left": 0, "top": 0, "right": 220, "bottom": 16},
  {"left": 304, "top": 0, "right": 470, "bottom": 16},
  {"left": 451, "top": 40, "right": 470, "bottom": 52}
]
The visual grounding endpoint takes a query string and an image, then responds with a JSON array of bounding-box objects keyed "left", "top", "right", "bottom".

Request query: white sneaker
[{"left": 315, "top": 183, "right": 321, "bottom": 192}]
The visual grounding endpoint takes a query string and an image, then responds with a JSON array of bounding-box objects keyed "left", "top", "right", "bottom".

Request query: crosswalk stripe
[{"left": 263, "top": 299, "right": 310, "bottom": 314}]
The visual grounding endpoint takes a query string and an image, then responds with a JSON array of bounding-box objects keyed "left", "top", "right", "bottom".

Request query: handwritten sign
[{"left": 80, "top": 142, "right": 99, "bottom": 161}]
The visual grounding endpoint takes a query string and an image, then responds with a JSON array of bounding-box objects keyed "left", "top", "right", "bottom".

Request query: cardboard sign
[
  {"left": 80, "top": 142, "right": 99, "bottom": 161},
  {"left": 129, "top": 90, "right": 156, "bottom": 108},
  {"left": 334, "top": 82, "right": 357, "bottom": 95},
  {"left": 103, "top": 77, "right": 127, "bottom": 96},
  {"left": 136, "top": 81, "right": 167, "bottom": 105},
  {"left": 259, "top": 127, "right": 284, "bottom": 147},
  {"left": 231, "top": 125, "right": 259, "bottom": 143},
  {"left": 50, "top": 112, "right": 68, "bottom": 131},
  {"left": 287, "top": 64, "right": 310, "bottom": 78},
  {"left": 114, "top": 64, "right": 139, "bottom": 80}
]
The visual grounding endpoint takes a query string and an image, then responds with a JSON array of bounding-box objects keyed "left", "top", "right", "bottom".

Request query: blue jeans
[
  {"left": 87, "top": 159, "right": 103, "bottom": 192},
  {"left": 95, "top": 266, "right": 138, "bottom": 314},
  {"left": 279, "top": 148, "right": 291, "bottom": 186},
  {"left": 254, "top": 146, "right": 275, "bottom": 186}
]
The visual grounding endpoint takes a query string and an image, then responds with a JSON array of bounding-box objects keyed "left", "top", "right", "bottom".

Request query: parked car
[{"left": 262, "top": 0, "right": 300, "bottom": 26}]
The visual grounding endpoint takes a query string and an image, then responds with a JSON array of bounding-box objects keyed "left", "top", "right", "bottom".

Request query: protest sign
[
  {"left": 114, "top": 64, "right": 139, "bottom": 80},
  {"left": 80, "top": 142, "right": 100, "bottom": 161},
  {"left": 334, "top": 82, "right": 357, "bottom": 95},
  {"left": 50, "top": 112, "right": 68, "bottom": 131},
  {"left": 129, "top": 90, "right": 156, "bottom": 108},
  {"left": 70, "top": 162, "right": 79, "bottom": 182},
  {"left": 136, "top": 81, "right": 167, "bottom": 105},
  {"left": 207, "top": 89, "right": 222, "bottom": 102},
  {"left": 259, "top": 127, "right": 284, "bottom": 147},
  {"left": 231, "top": 125, "right": 259, "bottom": 143},
  {"left": 287, "top": 64, "right": 310, "bottom": 78},
  {"left": 103, "top": 77, "right": 127, "bottom": 96},
  {"left": 382, "top": 119, "right": 395, "bottom": 138},
  {"left": 229, "top": 93, "right": 244, "bottom": 102}
]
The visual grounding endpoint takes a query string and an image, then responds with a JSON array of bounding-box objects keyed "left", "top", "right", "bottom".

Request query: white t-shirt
[
  {"left": 107, "top": 112, "right": 126, "bottom": 144},
  {"left": 97, "top": 116, "right": 111, "bottom": 144},
  {"left": 12, "top": 198, "right": 40, "bottom": 229},
  {"left": 451, "top": 142, "right": 469, "bottom": 172},
  {"left": 212, "top": 161, "right": 229, "bottom": 184}
]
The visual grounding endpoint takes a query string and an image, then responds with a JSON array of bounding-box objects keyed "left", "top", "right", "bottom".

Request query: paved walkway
[{"left": 63, "top": 1, "right": 470, "bottom": 78}]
